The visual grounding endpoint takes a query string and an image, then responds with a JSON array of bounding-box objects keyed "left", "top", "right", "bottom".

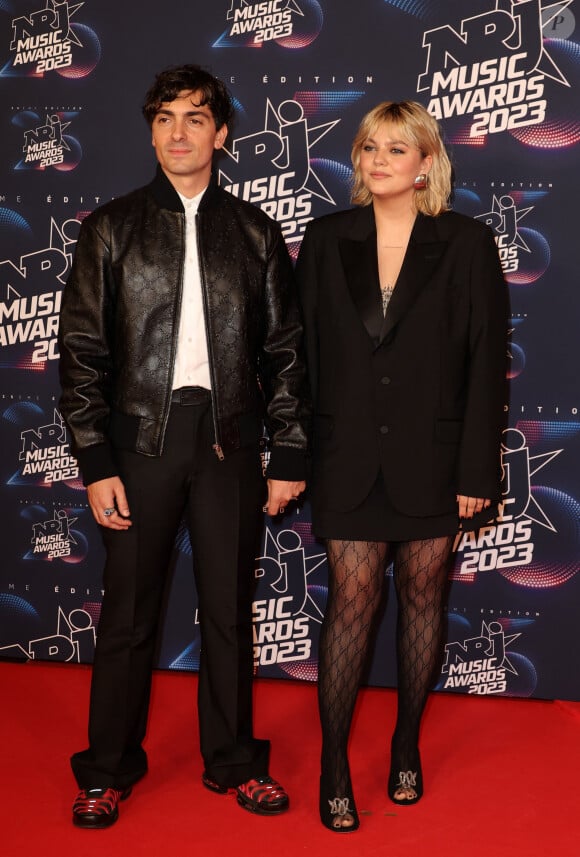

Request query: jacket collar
[
  {"left": 147, "top": 166, "right": 222, "bottom": 213},
  {"left": 339, "top": 207, "right": 448, "bottom": 347}
]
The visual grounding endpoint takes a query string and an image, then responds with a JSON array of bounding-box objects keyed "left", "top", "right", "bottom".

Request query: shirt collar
[{"left": 177, "top": 186, "right": 207, "bottom": 215}]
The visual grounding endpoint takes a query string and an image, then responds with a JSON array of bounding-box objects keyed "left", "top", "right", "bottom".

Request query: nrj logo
[
  {"left": 29, "top": 509, "right": 77, "bottom": 559},
  {"left": 252, "top": 525, "right": 325, "bottom": 668},
  {"left": 441, "top": 621, "right": 520, "bottom": 695},
  {"left": 13, "top": 409, "right": 79, "bottom": 486},
  {"left": 219, "top": 98, "right": 338, "bottom": 248},
  {"left": 15, "top": 111, "right": 81, "bottom": 171},
  {"left": 417, "top": 0, "right": 571, "bottom": 137},
  {"left": 476, "top": 193, "right": 534, "bottom": 275},
  {"left": 0, "top": 606, "right": 95, "bottom": 662},
  {"left": 214, "top": 0, "right": 322, "bottom": 48},
  {"left": 3, "top": 1, "right": 100, "bottom": 78},
  {"left": 456, "top": 186, "right": 551, "bottom": 286},
  {"left": 455, "top": 427, "right": 562, "bottom": 577},
  {"left": 0, "top": 217, "right": 79, "bottom": 364}
]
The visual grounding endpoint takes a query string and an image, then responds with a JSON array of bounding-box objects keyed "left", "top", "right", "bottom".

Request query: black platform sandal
[
  {"left": 319, "top": 774, "right": 360, "bottom": 832},
  {"left": 388, "top": 750, "right": 423, "bottom": 806}
]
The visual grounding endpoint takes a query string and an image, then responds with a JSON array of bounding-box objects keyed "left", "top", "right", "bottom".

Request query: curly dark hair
[{"left": 142, "top": 64, "right": 233, "bottom": 130}]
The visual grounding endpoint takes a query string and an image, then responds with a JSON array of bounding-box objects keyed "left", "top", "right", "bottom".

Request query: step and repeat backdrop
[{"left": 1, "top": 1, "right": 579, "bottom": 700}]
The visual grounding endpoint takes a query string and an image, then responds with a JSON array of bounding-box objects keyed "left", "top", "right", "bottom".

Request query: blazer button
[
  {"left": 380, "top": 425, "right": 389, "bottom": 434},
  {"left": 381, "top": 376, "right": 391, "bottom": 385}
]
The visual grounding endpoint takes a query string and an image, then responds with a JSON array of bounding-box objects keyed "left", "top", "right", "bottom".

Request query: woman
[{"left": 296, "top": 101, "right": 508, "bottom": 832}]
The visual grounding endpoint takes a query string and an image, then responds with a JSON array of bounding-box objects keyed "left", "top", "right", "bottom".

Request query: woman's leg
[
  {"left": 318, "top": 539, "right": 388, "bottom": 830},
  {"left": 389, "top": 535, "right": 454, "bottom": 803}
]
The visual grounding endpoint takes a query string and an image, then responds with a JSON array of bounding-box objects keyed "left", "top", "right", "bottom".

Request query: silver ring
[
  {"left": 103, "top": 507, "right": 115, "bottom": 517},
  {"left": 279, "top": 507, "right": 285, "bottom": 514}
]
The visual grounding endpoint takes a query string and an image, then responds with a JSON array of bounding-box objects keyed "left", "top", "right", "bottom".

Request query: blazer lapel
[
  {"left": 338, "top": 208, "right": 384, "bottom": 343},
  {"left": 379, "top": 214, "right": 448, "bottom": 344}
]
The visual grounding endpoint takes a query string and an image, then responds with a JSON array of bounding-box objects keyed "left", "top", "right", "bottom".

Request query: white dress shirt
[{"left": 172, "top": 188, "right": 211, "bottom": 391}]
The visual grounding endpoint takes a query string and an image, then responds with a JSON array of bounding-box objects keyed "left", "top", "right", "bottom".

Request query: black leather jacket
[{"left": 58, "top": 168, "right": 308, "bottom": 485}]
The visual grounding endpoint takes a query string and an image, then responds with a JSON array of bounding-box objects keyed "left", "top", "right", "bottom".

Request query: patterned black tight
[{"left": 318, "top": 536, "right": 454, "bottom": 799}]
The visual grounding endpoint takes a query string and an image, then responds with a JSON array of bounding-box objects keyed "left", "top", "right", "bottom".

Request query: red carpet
[{"left": 3, "top": 660, "right": 579, "bottom": 856}]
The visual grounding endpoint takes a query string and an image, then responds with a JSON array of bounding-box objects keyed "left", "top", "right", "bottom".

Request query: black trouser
[{"left": 71, "top": 397, "right": 270, "bottom": 790}]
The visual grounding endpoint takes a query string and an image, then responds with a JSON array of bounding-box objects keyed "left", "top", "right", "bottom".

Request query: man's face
[{"left": 151, "top": 89, "right": 227, "bottom": 193}]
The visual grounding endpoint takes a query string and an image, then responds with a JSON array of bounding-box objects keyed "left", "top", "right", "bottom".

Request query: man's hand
[
  {"left": 87, "top": 476, "right": 132, "bottom": 530},
  {"left": 264, "top": 479, "right": 306, "bottom": 516}
]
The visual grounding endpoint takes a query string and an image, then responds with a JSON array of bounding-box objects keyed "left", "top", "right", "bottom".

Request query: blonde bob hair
[{"left": 350, "top": 101, "right": 452, "bottom": 215}]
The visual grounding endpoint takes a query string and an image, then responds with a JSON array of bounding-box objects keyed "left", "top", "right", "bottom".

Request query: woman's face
[{"left": 359, "top": 121, "right": 432, "bottom": 202}]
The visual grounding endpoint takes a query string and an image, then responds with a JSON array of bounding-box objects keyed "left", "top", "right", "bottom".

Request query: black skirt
[{"left": 312, "top": 472, "right": 460, "bottom": 542}]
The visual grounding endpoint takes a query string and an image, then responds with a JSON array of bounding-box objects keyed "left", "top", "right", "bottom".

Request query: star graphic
[
  {"left": 260, "top": 526, "right": 327, "bottom": 624},
  {"left": 480, "top": 195, "right": 533, "bottom": 252},
  {"left": 537, "top": 0, "right": 573, "bottom": 85},
  {"left": 480, "top": 621, "right": 520, "bottom": 676},
  {"left": 523, "top": 448, "right": 562, "bottom": 531},
  {"left": 45, "top": 114, "right": 72, "bottom": 149}
]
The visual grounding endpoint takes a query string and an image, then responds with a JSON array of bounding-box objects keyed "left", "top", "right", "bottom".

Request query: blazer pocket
[{"left": 435, "top": 418, "right": 463, "bottom": 444}]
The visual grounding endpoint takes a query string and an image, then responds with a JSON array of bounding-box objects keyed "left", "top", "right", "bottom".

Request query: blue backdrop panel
[{"left": 1, "top": 1, "right": 579, "bottom": 700}]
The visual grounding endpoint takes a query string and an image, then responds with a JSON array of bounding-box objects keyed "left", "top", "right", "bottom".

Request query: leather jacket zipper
[
  {"left": 159, "top": 212, "right": 186, "bottom": 456},
  {"left": 196, "top": 212, "right": 225, "bottom": 461}
]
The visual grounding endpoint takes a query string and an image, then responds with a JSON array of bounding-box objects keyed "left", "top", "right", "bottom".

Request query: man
[{"left": 58, "top": 64, "right": 308, "bottom": 829}]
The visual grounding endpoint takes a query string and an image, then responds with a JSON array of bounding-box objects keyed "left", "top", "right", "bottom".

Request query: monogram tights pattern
[{"left": 318, "top": 536, "right": 453, "bottom": 796}]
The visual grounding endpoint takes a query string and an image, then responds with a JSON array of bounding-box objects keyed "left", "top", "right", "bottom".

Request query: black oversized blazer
[{"left": 296, "top": 205, "right": 509, "bottom": 522}]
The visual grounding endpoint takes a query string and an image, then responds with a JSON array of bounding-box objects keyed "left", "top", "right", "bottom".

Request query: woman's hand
[{"left": 456, "top": 495, "right": 491, "bottom": 519}]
